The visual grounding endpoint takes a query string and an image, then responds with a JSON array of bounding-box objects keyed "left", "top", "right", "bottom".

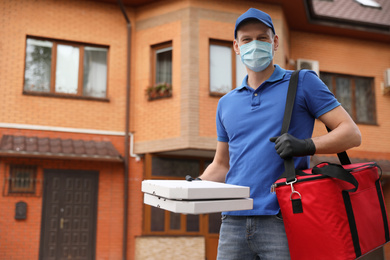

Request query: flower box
[{"left": 146, "top": 83, "right": 172, "bottom": 101}]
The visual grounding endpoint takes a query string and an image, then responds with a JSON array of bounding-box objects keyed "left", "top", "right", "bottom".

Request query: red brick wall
[
  {"left": 0, "top": 0, "right": 128, "bottom": 132},
  {"left": 0, "top": 160, "right": 43, "bottom": 260},
  {"left": 133, "top": 19, "right": 182, "bottom": 142},
  {"left": 0, "top": 128, "right": 146, "bottom": 260},
  {"left": 0, "top": 0, "right": 145, "bottom": 258},
  {"left": 127, "top": 157, "right": 145, "bottom": 259},
  {"left": 0, "top": 157, "right": 125, "bottom": 259}
]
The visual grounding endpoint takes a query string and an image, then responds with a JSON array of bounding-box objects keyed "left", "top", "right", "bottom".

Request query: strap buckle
[{"left": 286, "top": 178, "right": 301, "bottom": 200}]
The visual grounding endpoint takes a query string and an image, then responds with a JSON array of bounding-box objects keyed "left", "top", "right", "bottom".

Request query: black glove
[
  {"left": 185, "top": 175, "right": 202, "bottom": 181},
  {"left": 269, "top": 133, "right": 316, "bottom": 159}
]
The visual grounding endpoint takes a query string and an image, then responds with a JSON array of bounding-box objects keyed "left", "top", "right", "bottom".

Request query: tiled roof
[
  {"left": 311, "top": 0, "right": 390, "bottom": 30},
  {"left": 0, "top": 135, "right": 123, "bottom": 162}
]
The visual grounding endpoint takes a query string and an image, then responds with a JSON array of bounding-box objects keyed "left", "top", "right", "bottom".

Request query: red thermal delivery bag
[
  {"left": 273, "top": 162, "right": 389, "bottom": 260},
  {"left": 273, "top": 70, "right": 390, "bottom": 259}
]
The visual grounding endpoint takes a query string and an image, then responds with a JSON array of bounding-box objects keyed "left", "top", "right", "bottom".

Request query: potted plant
[{"left": 146, "top": 82, "right": 172, "bottom": 101}]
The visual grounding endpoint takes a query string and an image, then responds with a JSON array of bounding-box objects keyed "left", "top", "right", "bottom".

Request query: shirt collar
[{"left": 237, "top": 64, "right": 286, "bottom": 90}]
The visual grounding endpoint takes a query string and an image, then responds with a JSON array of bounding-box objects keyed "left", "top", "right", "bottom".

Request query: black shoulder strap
[
  {"left": 281, "top": 70, "right": 351, "bottom": 182},
  {"left": 281, "top": 71, "right": 300, "bottom": 182},
  {"left": 281, "top": 70, "right": 299, "bottom": 135}
]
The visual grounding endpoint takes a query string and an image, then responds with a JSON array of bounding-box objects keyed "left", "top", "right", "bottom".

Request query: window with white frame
[
  {"left": 152, "top": 42, "right": 172, "bottom": 85},
  {"left": 209, "top": 39, "right": 246, "bottom": 95}
]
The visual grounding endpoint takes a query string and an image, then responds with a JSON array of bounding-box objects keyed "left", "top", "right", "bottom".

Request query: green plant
[{"left": 146, "top": 83, "right": 172, "bottom": 100}]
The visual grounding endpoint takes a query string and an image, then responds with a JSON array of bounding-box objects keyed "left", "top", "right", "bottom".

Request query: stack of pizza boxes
[{"left": 142, "top": 179, "right": 253, "bottom": 214}]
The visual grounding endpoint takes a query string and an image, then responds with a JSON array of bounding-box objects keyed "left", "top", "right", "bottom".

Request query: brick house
[{"left": 0, "top": 0, "right": 389, "bottom": 259}]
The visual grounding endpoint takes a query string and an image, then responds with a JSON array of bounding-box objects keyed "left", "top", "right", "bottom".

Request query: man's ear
[
  {"left": 233, "top": 39, "right": 240, "bottom": 55},
  {"left": 273, "top": 35, "right": 279, "bottom": 52}
]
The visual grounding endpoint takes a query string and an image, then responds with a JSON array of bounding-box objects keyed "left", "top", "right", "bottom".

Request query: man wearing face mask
[{"left": 199, "top": 7, "right": 361, "bottom": 260}]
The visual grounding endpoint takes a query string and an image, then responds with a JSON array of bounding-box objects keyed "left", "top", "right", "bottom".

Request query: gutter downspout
[{"left": 117, "top": 1, "right": 131, "bottom": 259}]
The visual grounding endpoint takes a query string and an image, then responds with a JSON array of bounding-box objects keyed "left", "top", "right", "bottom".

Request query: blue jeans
[{"left": 217, "top": 213, "right": 291, "bottom": 260}]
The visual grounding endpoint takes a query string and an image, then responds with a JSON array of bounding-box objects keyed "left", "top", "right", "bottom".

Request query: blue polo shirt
[{"left": 216, "top": 65, "right": 340, "bottom": 216}]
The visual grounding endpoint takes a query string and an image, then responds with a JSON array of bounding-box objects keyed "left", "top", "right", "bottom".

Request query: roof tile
[
  {"left": 312, "top": 0, "right": 390, "bottom": 27},
  {"left": 0, "top": 135, "right": 123, "bottom": 162}
]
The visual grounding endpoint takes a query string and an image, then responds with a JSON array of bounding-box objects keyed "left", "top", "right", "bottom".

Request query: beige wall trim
[
  {"left": 135, "top": 236, "right": 205, "bottom": 260},
  {"left": 0, "top": 123, "right": 125, "bottom": 136},
  {"left": 135, "top": 136, "right": 217, "bottom": 154}
]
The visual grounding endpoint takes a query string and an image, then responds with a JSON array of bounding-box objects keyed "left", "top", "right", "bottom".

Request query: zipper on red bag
[{"left": 270, "top": 163, "right": 378, "bottom": 194}]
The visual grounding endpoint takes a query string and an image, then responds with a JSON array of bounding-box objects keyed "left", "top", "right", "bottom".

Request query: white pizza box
[
  {"left": 144, "top": 193, "right": 253, "bottom": 214},
  {"left": 141, "top": 180, "right": 250, "bottom": 200}
]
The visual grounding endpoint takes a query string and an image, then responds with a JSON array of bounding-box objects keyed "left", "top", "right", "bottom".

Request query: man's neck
[{"left": 246, "top": 64, "right": 275, "bottom": 90}]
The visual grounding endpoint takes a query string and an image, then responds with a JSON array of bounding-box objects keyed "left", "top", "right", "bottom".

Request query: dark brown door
[{"left": 39, "top": 170, "right": 98, "bottom": 260}]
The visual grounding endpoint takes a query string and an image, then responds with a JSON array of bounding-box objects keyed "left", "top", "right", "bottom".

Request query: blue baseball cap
[{"left": 234, "top": 8, "right": 275, "bottom": 38}]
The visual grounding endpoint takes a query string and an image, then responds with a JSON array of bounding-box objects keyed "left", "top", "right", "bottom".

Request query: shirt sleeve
[
  {"left": 300, "top": 70, "right": 340, "bottom": 118},
  {"left": 216, "top": 100, "right": 229, "bottom": 142}
]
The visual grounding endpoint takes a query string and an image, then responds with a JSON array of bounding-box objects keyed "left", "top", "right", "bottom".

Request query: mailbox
[{"left": 15, "top": 201, "right": 27, "bottom": 220}]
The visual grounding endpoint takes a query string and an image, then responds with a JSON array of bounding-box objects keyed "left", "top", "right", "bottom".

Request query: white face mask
[{"left": 239, "top": 40, "right": 273, "bottom": 72}]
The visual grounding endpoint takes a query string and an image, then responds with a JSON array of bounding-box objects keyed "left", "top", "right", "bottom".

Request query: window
[
  {"left": 354, "top": 0, "right": 381, "bottom": 9},
  {"left": 24, "top": 37, "right": 108, "bottom": 98},
  {"left": 320, "top": 72, "right": 376, "bottom": 124},
  {"left": 143, "top": 155, "right": 221, "bottom": 235},
  {"left": 209, "top": 39, "right": 247, "bottom": 95},
  {"left": 152, "top": 42, "right": 172, "bottom": 86},
  {"left": 9, "top": 165, "right": 37, "bottom": 193}
]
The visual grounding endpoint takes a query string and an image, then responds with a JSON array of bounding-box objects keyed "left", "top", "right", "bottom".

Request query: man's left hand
[{"left": 269, "top": 133, "right": 316, "bottom": 159}]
